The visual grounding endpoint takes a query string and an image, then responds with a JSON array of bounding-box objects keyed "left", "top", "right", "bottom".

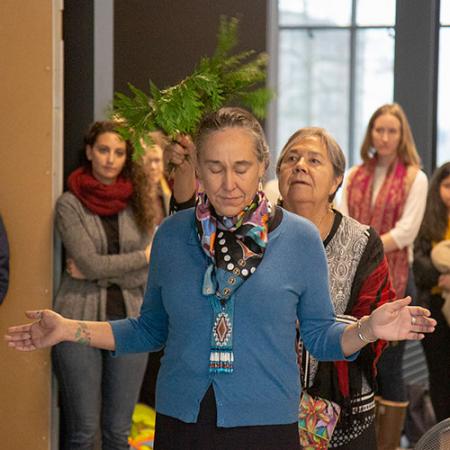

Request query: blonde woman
[
  {"left": 131, "top": 131, "right": 172, "bottom": 233},
  {"left": 340, "top": 103, "right": 428, "bottom": 449}
]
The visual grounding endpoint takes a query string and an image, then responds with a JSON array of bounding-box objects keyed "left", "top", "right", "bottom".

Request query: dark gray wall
[
  {"left": 394, "top": 0, "right": 440, "bottom": 175},
  {"left": 63, "top": 0, "right": 94, "bottom": 183},
  {"left": 113, "top": 0, "right": 267, "bottom": 93}
]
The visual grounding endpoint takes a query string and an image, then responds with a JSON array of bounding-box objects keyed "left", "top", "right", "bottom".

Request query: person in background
[
  {"left": 413, "top": 161, "right": 450, "bottom": 423},
  {"left": 0, "top": 214, "right": 10, "bottom": 304},
  {"left": 263, "top": 177, "right": 280, "bottom": 206},
  {"left": 276, "top": 127, "right": 395, "bottom": 449},
  {"left": 131, "top": 131, "right": 172, "bottom": 233},
  {"left": 132, "top": 130, "right": 197, "bottom": 227},
  {"left": 130, "top": 130, "right": 172, "bottom": 409},
  {"left": 52, "top": 121, "right": 151, "bottom": 450},
  {"left": 340, "top": 103, "right": 428, "bottom": 450},
  {"left": 6, "top": 108, "right": 435, "bottom": 450},
  {"left": 131, "top": 130, "right": 197, "bottom": 409}
]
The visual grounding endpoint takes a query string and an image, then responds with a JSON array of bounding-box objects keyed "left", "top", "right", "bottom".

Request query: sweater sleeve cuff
[
  {"left": 170, "top": 192, "right": 196, "bottom": 214},
  {"left": 109, "top": 318, "right": 139, "bottom": 357},
  {"left": 336, "top": 321, "right": 360, "bottom": 361}
]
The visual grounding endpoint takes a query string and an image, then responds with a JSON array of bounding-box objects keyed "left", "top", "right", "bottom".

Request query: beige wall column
[{"left": 0, "top": 1, "right": 63, "bottom": 448}]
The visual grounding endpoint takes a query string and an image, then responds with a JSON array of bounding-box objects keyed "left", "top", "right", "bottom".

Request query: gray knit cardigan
[{"left": 54, "top": 192, "right": 151, "bottom": 321}]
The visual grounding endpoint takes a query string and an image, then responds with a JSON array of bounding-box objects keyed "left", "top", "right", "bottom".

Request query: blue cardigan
[{"left": 111, "top": 208, "right": 354, "bottom": 427}]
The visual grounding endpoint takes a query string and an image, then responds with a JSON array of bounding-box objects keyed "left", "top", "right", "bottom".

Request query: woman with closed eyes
[{"left": 6, "top": 109, "right": 435, "bottom": 450}]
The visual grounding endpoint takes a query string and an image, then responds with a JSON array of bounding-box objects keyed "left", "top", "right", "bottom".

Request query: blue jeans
[{"left": 52, "top": 342, "right": 148, "bottom": 450}]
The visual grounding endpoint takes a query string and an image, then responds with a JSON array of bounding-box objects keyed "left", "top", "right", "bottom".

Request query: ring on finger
[{"left": 411, "top": 316, "right": 417, "bottom": 325}]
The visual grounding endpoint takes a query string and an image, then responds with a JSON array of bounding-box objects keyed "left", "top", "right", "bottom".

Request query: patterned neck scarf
[
  {"left": 346, "top": 157, "right": 409, "bottom": 297},
  {"left": 195, "top": 191, "right": 272, "bottom": 373}
]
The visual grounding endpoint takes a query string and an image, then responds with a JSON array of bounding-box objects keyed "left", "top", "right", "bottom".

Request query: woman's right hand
[
  {"left": 165, "top": 134, "right": 196, "bottom": 175},
  {"left": 438, "top": 274, "right": 450, "bottom": 290},
  {"left": 4, "top": 310, "right": 66, "bottom": 351}
]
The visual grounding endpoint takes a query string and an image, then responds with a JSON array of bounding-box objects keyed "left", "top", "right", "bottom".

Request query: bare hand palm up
[{"left": 5, "top": 310, "right": 65, "bottom": 351}]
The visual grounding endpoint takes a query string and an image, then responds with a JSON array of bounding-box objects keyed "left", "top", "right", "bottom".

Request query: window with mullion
[
  {"left": 276, "top": 0, "right": 395, "bottom": 167},
  {"left": 437, "top": 2, "right": 450, "bottom": 167}
]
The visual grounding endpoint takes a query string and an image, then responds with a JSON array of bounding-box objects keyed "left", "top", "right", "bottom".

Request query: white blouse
[{"left": 339, "top": 166, "right": 428, "bottom": 256}]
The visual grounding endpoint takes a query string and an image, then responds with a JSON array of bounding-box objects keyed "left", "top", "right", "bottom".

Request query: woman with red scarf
[
  {"left": 340, "top": 103, "right": 428, "bottom": 450},
  {"left": 52, "top": 121, "right": 151, "bottom": 450}
]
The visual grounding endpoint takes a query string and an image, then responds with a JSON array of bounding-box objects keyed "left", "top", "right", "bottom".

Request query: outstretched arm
[
  {"left": 341, "top": 296, "right": 436, "bottom": 356},
  {"left": 4, "top": 310, "right": 115, "bottom": 352}
]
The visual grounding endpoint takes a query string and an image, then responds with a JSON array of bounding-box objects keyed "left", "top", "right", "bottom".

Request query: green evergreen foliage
[{"left": 111, "top": 16, "right": 273, "bottom": 156}]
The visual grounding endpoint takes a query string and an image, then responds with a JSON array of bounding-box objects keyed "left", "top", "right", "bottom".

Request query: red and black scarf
[{"left": 346, "top": 158, "right": 409, "bottom": 297}]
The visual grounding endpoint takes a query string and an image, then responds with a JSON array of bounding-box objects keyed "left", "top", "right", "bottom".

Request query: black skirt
[{"left": 153, "top": 386, "right": 301, "bottom": 450}]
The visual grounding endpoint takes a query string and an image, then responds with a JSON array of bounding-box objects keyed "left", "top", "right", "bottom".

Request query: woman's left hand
[
  {"left": 66, "top": 258, "right": 86, "bottom": 279},
  {"left": 367, "top": 296, "right": 436, "bottom": 341}
]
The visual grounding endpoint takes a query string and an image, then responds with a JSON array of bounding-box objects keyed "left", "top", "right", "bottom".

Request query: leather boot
[{"left": 376, "top": 399, "right": 409, "bottom": 450}]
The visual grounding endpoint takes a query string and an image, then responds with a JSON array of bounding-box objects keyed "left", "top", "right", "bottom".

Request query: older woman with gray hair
[{"left": 277, "top": 127, "right": 396, "bottom": 449}]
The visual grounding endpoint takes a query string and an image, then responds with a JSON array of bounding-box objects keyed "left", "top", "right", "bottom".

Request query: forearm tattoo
[{"left": 74, "top": 322, "right": 91, "bottom": 345}]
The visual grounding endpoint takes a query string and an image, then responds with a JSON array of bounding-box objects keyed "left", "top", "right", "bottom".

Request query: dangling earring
[
  {"left": 195, "top": 169, "right": 204, "bottom": 193},
  {"left": 258, "top": 178, "right": 264, "bottom": 192}
]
